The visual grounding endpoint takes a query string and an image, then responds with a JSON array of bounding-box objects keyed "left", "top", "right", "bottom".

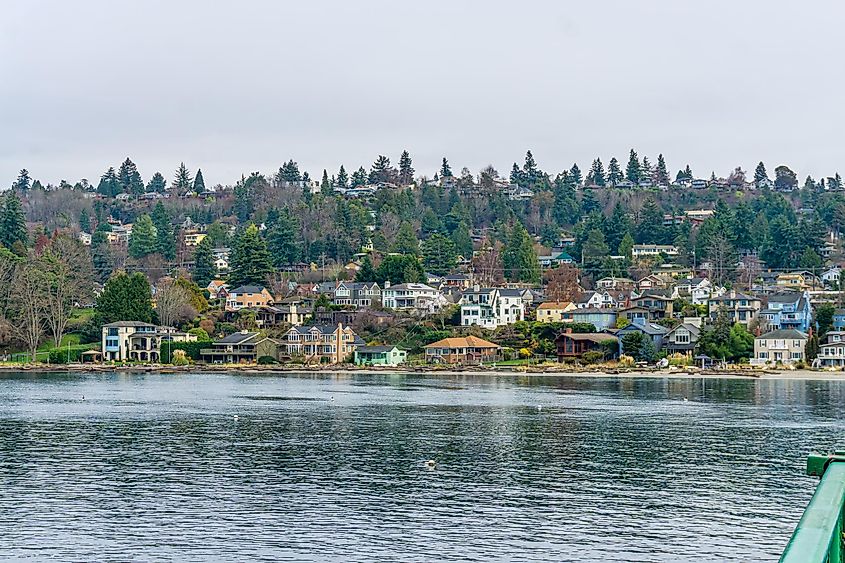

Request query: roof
[
  {"left": 556, "top": 332, "right": 618, "bottom": 344},
  {"left": 571, "top": 307, "right": 618, "bottom": 315},
  {"left": 425, "top": 336, "right": 500, "bottom": 349},
  {"left": 102, "top": 321, "right": 157, "bottom": 328},
  {"left": 229, "top": 285, "right": 267, "bottom": 294},
  {"left": 757, "top": 329, "right": 808, "bottom": 340},
  {"left": 620, "top": 321, "right": 669, "bottom": 335},
  {"left": 290, "top": 324, "right": 343, "bottom": 335},
  {"left": 767, "top": 292, "right": 803, "bottom": 304},
  {"left": 666, "top": 323, "right": 701, "bottom": 338},
  {"left": 710, "top": 292, "right": 759, "bottom": 302},
  {"left": 356, "top": 346, "right": 402, "bottom": 353},
  {"left": 385, "top": 283, "right": 437, "bottom": 291},
  {"left": 216, "top": 331, "right": 260, "bottom": 344},
  {"left": 537, "top": 301, "right": 572, "bottom": 310}
]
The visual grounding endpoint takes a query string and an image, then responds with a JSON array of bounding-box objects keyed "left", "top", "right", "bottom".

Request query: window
[
  {"left": 108, "top": 328, "right": 118, "bottom": 336},
  {"left": 758, "top": 352, "right": 768, "bottom": 359},
  {"left": 791, "top": 352, "right": 802, "bottom": 359}
]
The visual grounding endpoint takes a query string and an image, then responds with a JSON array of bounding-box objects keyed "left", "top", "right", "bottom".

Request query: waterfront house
[
  {"left": 708, "top": 291, "right": 762, "bottom": 325},
  {"left": 253, "top": 303, "right": 306, "bottom": 327},
  {"left": 102, "top": 321, "right": 196, "bottom": 362},
  {"left": 200, "top": 331, "right": 280, "bottom": 364},
  {"left": 554, "top": 329, "right": 618, "bottom": 361},
  {"left": 353, "top": 346, "right": 407, "bottom": 366},
  {"left": 753, "top": 329, "right": 808, "bottom": 366},
  {"left": 817, "top": 331, "right": 845, "bottom": 367},
  {"left": 282, "top": 324, "right": 364, "bottom": 363},
  {"left": 833, "top": 309, "right": 845, "bottom": 331},
  {"left": 381, "top": 282, "right": 447, "bottom": 313},
  {"left": 617, "top": 318, "right": 669, "bottom": 353},
  {"left": 536, "top": 301, "right": 577, "bottom": 323},
  {"left": 225, "top": 285, "right": 274, "bottom": 312},
  {"left": 663, "top": 322, "right": 702, "bottom": 355},
  {"left": 459, "top": 286, "right": 526, "bottom": 328},
  {"left": 424, "top": 336, "right": 501, "bottom": 365},
  {"left": 759, "top": 292, "right": 812, "bottom": 333},
  {"left": 563, "top": 307, "right": 619, "bottom": 331}
]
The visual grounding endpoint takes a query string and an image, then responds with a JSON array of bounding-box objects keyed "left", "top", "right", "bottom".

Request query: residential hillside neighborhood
[{"left": 3, "top": 150, "right": 845, "bottom": 369}]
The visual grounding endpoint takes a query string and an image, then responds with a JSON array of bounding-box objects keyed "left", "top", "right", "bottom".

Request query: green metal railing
[{"left": 780, "top": 452, "right": 845, "bottom": 562}]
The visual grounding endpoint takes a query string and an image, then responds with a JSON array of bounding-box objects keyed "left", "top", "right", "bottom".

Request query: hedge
[
  {"left": 159, "top": 341, "right": 210, "bottom": 364},
  {"left": 48, "top": 344, "right": 98, "bottom": 364}
]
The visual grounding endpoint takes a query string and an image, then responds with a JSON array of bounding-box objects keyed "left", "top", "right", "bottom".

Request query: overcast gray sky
[{"left": 2, "top": 0, "right": 844, "bottom": 188}]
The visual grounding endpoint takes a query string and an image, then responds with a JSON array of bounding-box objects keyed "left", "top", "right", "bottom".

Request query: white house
[
  {"left": 817, "top": 331, "right": 845, "bottom": 367},
  {"left": 822, "top": 266, "right": 841, "bottom": 288},
  {"left": 632, "top": 244, "right": 679, "bottom": 258},
  {"left": 381, "top": 282, "right": 447, "bottom": 313},
  {"left": 459, "top": 287, "right": 527, "bottom": 328},
  {"left": 672, "top": 277, "right": 723, "bottom": 305}
]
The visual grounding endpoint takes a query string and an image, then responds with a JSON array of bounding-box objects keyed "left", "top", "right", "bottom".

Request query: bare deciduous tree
[
  {"left": 155, "top": 279, "right": 196, "bottom": 328},
  {"left": 10, "top": 264, "right": 47, "bottom": 362},
  {"left": 41, "top": 235, "right": 94, "bottom": 347},
  {"left": 544, "top": 264, "right": 582, "bottom": 302}
]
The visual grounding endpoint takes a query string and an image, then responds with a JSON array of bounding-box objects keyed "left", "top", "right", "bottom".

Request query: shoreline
[{"left": 1, "top": 363, "right": 844, "bottom": 381}]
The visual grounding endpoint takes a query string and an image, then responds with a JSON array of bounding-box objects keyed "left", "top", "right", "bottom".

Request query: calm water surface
[{"left": 1, "top": 372, "right": 844, "bottom": 562}]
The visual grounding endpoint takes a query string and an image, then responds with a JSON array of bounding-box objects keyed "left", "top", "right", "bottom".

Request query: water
[{"left": 1, "top": 372, "right": 843, "bottom": 562}]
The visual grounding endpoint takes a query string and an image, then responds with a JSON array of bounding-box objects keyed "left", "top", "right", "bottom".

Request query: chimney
[
  {"left": 565, "top": 328, "right": 573, "bottom": 334},
  {"left": 474, "top": 284, "right": 480, "bottom": 292},
  {"left": 384, "top": 280, "right": 391, "bottom": 289}
]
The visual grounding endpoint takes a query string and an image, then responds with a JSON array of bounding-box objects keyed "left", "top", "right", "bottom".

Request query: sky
[{"left": 2, "top": 0, "right": 844, "bottom": 188}]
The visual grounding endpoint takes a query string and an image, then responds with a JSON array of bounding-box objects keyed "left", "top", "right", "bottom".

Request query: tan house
[
  {"left": 536, "top": 301, "right": 577, "bottom": 323},
  {"left": 753, "top": 329, "right": 808, "bottom": 366},
  {"left": 102, "top": 321, "right": 197, "bottom": 362},
  {"left": 424, "top": 336, "right": 501, "bottom": 365},
  {"left": 225, "top": 285, "right": 274, "bottom": 311},
  {"left": 282, "top": 324, "right": 364, "bottom": 363},
  {"left": 199, "top": 331, "right": 280, "bottom": 364}
]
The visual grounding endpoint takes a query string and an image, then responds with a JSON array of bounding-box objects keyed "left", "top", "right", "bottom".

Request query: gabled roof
[
  {"left": 666, "top": 323, "right": 701, "bottom": 338},
  {"left": 767, "top": 292, "right": 802, "bottom": 304},
  {"left": 229, "top": 285, "right": 267, "bottom": 295},
  {"left": 356, "top": 345, "right": 402, "bottom": 353},
  {"left": 102, "top": 321, "right": 157, "bottom": 328},
  {"left": 216, "top": 331, "right": 260, "bottom": 344},
  {"left": 757, "top": 329, "right": 808, "bottom": 340},
  {"left": 555, "top": 332, "right": 618, "bottom": 344},
  {"left": 620, "top": 321, "right": 669, "bottom": 335},
  {"left": 425, "top": 336, "right": 500, "bottom": 349},
  {"left": 537, "top": 301, "right": 573, "bottom": 310}
]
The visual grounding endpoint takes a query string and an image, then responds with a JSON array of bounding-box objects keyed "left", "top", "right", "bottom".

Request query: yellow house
[
  {"left": 536, "top": 301, "right": 577, "bottom": 323},
  {"left": 184, "top": 232, "right": 207, "bottom": 246}
]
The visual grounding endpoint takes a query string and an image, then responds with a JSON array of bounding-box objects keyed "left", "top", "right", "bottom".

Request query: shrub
[
  {"left": 618, "top": 355, "right": 635, "bottom": 367},
  {"left": 518, "top": 347, "right": 532, "bottom": 359},
  {"left": 48, "top": 344, "right": 97, "bottom": 364},
  {"left": 171, "top": 349, "right": 190, "bottom": 366},
  {"left": 160, "top": 341, "right": 209, "bottom": 363},
  {"left": 257, "top": 355, "right": 278, "bottom": 365},
  {"left": 581, "top": 351, "right": 605, "bottom": 364}
]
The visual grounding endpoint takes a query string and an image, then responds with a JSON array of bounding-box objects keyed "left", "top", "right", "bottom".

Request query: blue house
[
  {"left": 834, "top": 309, "right": 845, "bottom": 331},
  {"left": 562, "top": 307, "right": 618, "bottom": 331},
  {"left": 759, "top": 291, "right": 812, "bottom": 333},
  {"left": 617, "top": 318, "right": 669, "bottom": 354}
]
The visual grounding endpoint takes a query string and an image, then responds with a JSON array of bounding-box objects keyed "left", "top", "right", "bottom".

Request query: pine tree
[
  {"left": 351, "top": 166, "right": 368, "bottom": 187},
  {"left": 355, "top": 255, "right": 377, "bottom": 282},
  {"left": 625, "top": 149, "right": 641, "bottom": 183},
  {"left": 336, "top": 165, "right": 349, "bottom": 189},
  {"left": 398, "top": 150, "right": 415, "bottom": 185},
  {"left": 754, "top": 162, "right": 769, "bottom": 187},
  {"left": 0, "top": 192, "right": 28, "bottom": 250},
  {"left": 440, "top": 157, "right": 453, "bottom": 178},
  {"left": 95, "top": 272, "right": 154, "bottom": 325},
  {"left": 607, "top": 157, "right": 622, "bottom": 186},
  {"left": 655, "top": 154, "right": 669, "bottom": 185},
  {"left": 79, "top": 209, "right": 91, "bottom": 233},
  {"left": 91, "top": 230, "right": 112, "bottom": 283},
  {"left": 502, "top": 222, "right": 540, "bottom": 283},
  {"left": 392, "top": 222, "right": 420, "bottom": 255},
  {"left": 618, "top": 232, "right": 635, "bottom": 258},
  {"left": 118, "top": 158, "right": 144, "bottom": 195},
  {"left": 11, "top": 169, "right": 31, "bottom": 192},
  {"left": 369, "top": 155, "right": 393, "bottom": 184},
  {"left": 422, "top": 233, "right": 457, "bottom": 275},
  {"left": 192, "top": 236, "right": 216, "bottom": 287},
  {"left": 171, "top": 162, "right": 193, "bottom": 195},
  {"left": 510, "top": 163, "right": 524, "bottom": 186},
  {"left": 320, "top": 169, "right": 332, "bottom": 195},
  {"left": 641, "top": 156, "right": 652, "bottom": 181},
  {"left": 151, "top": 202, "right": 176, "bottom": 260},
  {"left": 589, "top": 159, "right": 606, "bottom": 187},
  {"left": 569, "top": 163, "right": 582, "bottom": 186},
  {"left": 193, "top": 168, "right": 206, "bottom": 193},
  {"left": 97, "top": 167, "right": 120, "bottom": 197},
  {"left": 266, "top": 209, "right": 302, "bottom": 267},
  {"left": 147, "top": 172, "right": 167, "bottom": 193},
  {"left": 450, "top": 221, "right": 473, "bottom": 258},
  {"left": 128, "top": 214, "right": 157, "bottom": 259},
  {"left": 636, "top": 199, "right": 666, "bottom": 244},
  {"left": 227, "top": 224, "right": 274, "bottom": 287},
  {"left": 523, "top": 151, "right": 540, "bottom": 185},
  {"left": 276, "top": 160, "right": 302, "bottom": 184}
]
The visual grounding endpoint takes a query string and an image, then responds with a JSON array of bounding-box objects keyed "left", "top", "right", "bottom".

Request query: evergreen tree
[
  {"left": 374, "top": 255, "right": 424, "bottom": 285},
  {"left": 369, "top": 155, "right": 393, "bottom": 184},
  {"left": 91, "top": 230, "right": 112, "bottom": 283},
  {"left": 0, "top": 192, "right": 27, "bottom": 251},
  {"left": 31, "top": 179, "right": 44, "bottom": 191},
  {"left": 655, "top": 154, "right": 669, "bottom": 185},
  {"left": 618, "top": 232, "right": 635, "bottom": 258},
  {"left": 393, "top": 222, "right": 420, "bottom": 255},
  {"left": 450, "top": 221, "right": 473, "bottom": 258},
  {"left": 502, "top": 222, "right": 540, "bottom": 283},
  {"left": 523, "top": 151, "right": 541, "bottom": 185},
  {"left": 588, "top": 158, "right": 606, "bottom": 187},
  {"left": 676, "top": 165, "right": 693, "bottom": 182},
  {"left": 320, "top": 169, "right": 332, "bottom": 195},
  {"left": 607, "top": 157, "right": 622, "bottom": 186},
  {"left": 641, "top": 156, "right": 652, "bottom": 180},
  {"left": 151, "top": 202, "right": 176, "bottom": 260},
  {"left": 754, "top": 161, "right": 769, "bottom": 187},
  {"left": 625, "top": 149, "right": 641, "bottom": 183},
  {"left": 582, "top": 228, "right": 609, "bottom": 274},
  {"left": 11, "top": 169, "right": 31, "bottom": 192},
  {"left": 799, "top": 247, "right": 823, "bottom": 270},
  {"left": 636, "top": 199, "right": 666, "bottom": 244},
  {"left": 171, "top": 162, "right": 193, "bottom": 195},
  {"left": 355, "top": 255, "right": 377, "bottom": 282},
  {"left": 97, "top": 167, "right": 121, "bottom": 197},
  {"left": 192, "top": 236, "right": 217, "bottom": 288},
  {"left": 510, "top": 163, "right": 525, "bottom": 186},
  {"left": 351, "top": 166, "right": 368, "bottom": 187},
  {"left": 422, "top": 233, "right": 457, "bottom": 275},
  {"left": 398, "top": 150, "right": 415, "bottom": 185},
  {"left": 193, "top": 168, "right": 206, "bottom": 193},
  {"left": 79, "top": 208, "right": 91, "bottom": 233},
  {"left": 604, "top": 202, "right": 632, "bottom": 250},
  {"left": 227, "top": 224, "right": 274, "bottom": 287},
  {"left": 336, "top": 165, "right": 349, "bottom": 189},
  {"left": 580, "top": 189, "right": 601, "bottom": 215},
  {"left": 266, "top": 209, "right": 303, "bottom": 267},
  {"left": 440, "top": 157, "right": 453, "bottom": 178},
  {"left": 146, "top": 172, "right": 167, "bottom": 193},
  {"left": 118, "top": 158, "right": 144, "bottom": 195},
  {"left": 569, "top": 163, "right": 582, "bottom": 187},
  {"left": 829, "top": 173, "right": 843, "bottom": 191},
  {"left": 128, "top": 214, "right": 157, "bottom": 259},
  {"left": 276, "top": 160, "right": 302, "bottom": 184},
  {"left": 94, "top": 271, "right": 154, "bottom": 325}
]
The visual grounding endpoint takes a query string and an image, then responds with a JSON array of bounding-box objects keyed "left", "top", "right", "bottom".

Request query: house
[
  {"left": 708, "top": 291, "right": 762, "bottom": 325},
  {"left": 753, "top": 329, "right": 808, "bottom": 366},
  {"left": 225, "top": 285, "right": 274, "bottom": 311},
  {"left": 536, "top": 301, "right": 577, "bottom": 323},
  {"left": 313, "top": 308, "right": 395, "bottom": 328},
  {"left": 630, "top": 292, "right": 674, "bottom": 320},
  {"left": 537, "top": 251, "right": 576, "bottom": 268},
  {"left": 282, "top": 324, "right": 363, "bottom": 363},
  {"left": 78, "top": 232, "right": 92, "bottom": 246},
  {"left": 459, "top": 287, "right": 526, "bottom": 328},
  {"left": 424, "top": 336, "right": 501, "bottom": 365},
  {"left": 315, "top": 281, "right": 381, "bottom": 308},
  {"left": 822, "top": 266, "right": 841, "bottom": 288},
  {"left": 102, "top": 321, "right": 196, "bottom": 362},
  {"left": 758, "top": 292, "right": 812, "bottom": 333},
  {"left": 631, "top": 244, "right": 679, "bottom": 259},
  {"left": 354, "top": 346, "right": 407, "bottom": 366},
  {"left": 595, "top": 277, "right": 635, "bottom": 291},
  {"left": 817, "top": 331, "right": 845, "bottom": 367},
  {"left": 214, "top": 256, "right": 229, "bottom": 274},
  {"left": 206, "top": 280, "right": 228, "bottom": 300},
  {"left": 507, "top": 185, "right": 534, "bottom": 201},
  {"left": 617, "top": 318, "right": 669, "bottom": 353},
  {"left": 776, "top": 272, "right": 821, "bottom": 291},
  {"left": 381, "top": 282, "right": 447, "bottom": 312},
  {"left": 184, "top": 231, "right": 207, "bottom": 246},
  {"left": 672, "top": 277, "right": 720, "bottom": 305},
  {"left": 663, "top": 322, "right": 702, "bottom": 355},
  {"left": 199, "top": 331, "right": 280, "bottom": 364},
  {"left": 833, "top": 309, "right": 845, "bottom": 331},
  {"left": 554, "top": 329, "right": 618, "bottom": 360},
  {"left": 253, "top": 303, "right": 306, "bottom": 327},
  {"left": 563, "top": 307, "right": 619, "bottom": 331},
  {"left": 442, "top": 273, "right": 473, "bottom": 290}
]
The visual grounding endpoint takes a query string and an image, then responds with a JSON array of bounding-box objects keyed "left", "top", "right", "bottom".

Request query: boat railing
[{"left": 780, "top": 452, "right": 845, "bottom": 562}]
